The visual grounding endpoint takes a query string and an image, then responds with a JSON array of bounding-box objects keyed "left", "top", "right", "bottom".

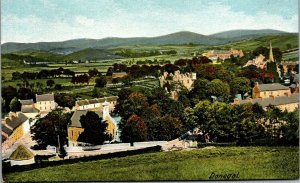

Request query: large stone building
[
  {"left": 35, "top": 93, "right": 56, "bottom": 112},
  {"left": 252, "top": 82, "right": 291, "bottom": 99},
  {"left": 68, "top": 100, "right": 118, "bottom": 147},
  {"left": 159, "top": 70, "right": 196, "bottom": 91},
  {"left": 233, "top": 93, "right": 299, "bottom": 112},
  {"left": 205, "top": 48, "right": 244, "bottom": 60}
]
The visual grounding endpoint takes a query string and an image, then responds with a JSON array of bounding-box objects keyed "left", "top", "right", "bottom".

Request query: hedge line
[{"left": 3, "top": 145, "right": 162, "bottom": 174}]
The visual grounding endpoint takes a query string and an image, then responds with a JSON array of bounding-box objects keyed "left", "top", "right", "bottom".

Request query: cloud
[
  {"left": 1, "top": 1, "right": 298, "bottom": 43},
  {"left": 75, "top": 16, "right": 95, "bottom": 27}
]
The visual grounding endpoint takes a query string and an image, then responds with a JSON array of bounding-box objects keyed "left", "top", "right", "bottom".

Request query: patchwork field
[{"left": 3, "top": 146, "right": 299, "bottom": 182}]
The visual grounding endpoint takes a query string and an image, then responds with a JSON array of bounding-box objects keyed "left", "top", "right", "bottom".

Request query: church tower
[{"left": 269, "top": 41, "right": 274, "bottom": 62}]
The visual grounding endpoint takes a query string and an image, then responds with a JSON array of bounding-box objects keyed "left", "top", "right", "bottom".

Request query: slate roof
[
  {"left": 19, "top": 99, "right": 34, "bottom": 105},
  {"left": 76, "top": 96, "right": 118, "bottom": 106},
  {"left": 36, "top": 94, "right": 54, "bottom": 102},
  {"left": 21, "top": 106, "right": 40, "bottom": 113},
  {"left": 9, "top": 144, "right": 34, "bottom": 160},
  {"left": 2, "top": 124, "right": 13, "bottom": 136},
  {"left": 5, "top": 113, "right": 28, "bottom": 129},
  {"left": 240, "top": 93, "right": 299, "bottom": 107},
  {"left": 257, "top": 83, "right": 290, "bottom": 91},
  {"left": 70, "top": 110, "right": 103, "bottom": 128}
]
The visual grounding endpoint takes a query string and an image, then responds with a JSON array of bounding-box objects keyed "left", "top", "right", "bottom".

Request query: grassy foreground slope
[{"left": 3, "top": 146, "right": 299, "bottom": 182}]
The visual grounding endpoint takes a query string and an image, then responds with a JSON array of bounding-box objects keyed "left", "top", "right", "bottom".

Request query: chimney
[{"left": 255, "top": 82, "right": 259, "bottom": 87}]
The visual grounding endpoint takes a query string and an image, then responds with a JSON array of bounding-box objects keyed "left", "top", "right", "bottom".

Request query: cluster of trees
[
  {"left": 116, "top": 88, "right": 189, "bottom": 144},
  {"left": 77, "top": 111, "right": 112, "bottom": 145},
  {"left": 115, "top": 85, "right": 298, "bottom": 145},
  {"left": 252, "top": 46, "right": 282, "bottom": 62},
  {"left": 71, "top": 74, "right": 90, "bottom": 85},
  {"left": 136, "top": 59, "right": 171, "bottom": 65},
  {"left": 31, "top": 110, "right": 112, "bottom": 150},
  {"left": 174, "top": 56, "right": 212, "bottom": 67},
  {"left": 12, "top": 67, "right": 75, "bottom": 80},
  {"left": 31, "top": 109, "right": 72, "bottom": 153},
  {"left": 54, "top": 93, "right": 76, "bottom": 109},
  {"left": 2, "top": 86, "right": 35, "bottom": 115},
  {"left": 184, "top": 100, "right": 298, "bottom": 145},
  {"left": 115, "top": 49, "right": 177, "bottom": 58}
]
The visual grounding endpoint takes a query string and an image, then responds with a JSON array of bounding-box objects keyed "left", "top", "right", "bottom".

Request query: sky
[{"left": 1, "top": 0, "right": 299, "bottom": 43}]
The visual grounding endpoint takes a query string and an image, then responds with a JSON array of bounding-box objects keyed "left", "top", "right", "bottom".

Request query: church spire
[{"left": 269, "top": 41, "right": 274, "bottom": 62}]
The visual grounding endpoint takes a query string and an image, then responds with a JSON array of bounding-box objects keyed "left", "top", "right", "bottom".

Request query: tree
[
  {"left": 9, "top": 97, "right": 21, "bottom": 112},
  {"left": 230, "top": 77, "right": 251, "bottom": 97},
  {"left": 31, "top": 109, "right": 71, "bottom": 148},
  {"left": 156, "top": 115, "right": 184, "bottom": 141},
  {"left": 46, "top": 79, "right": 55, "bottom": 88},
  {"left": 54, "top": 93, "right": 76, "bottom": 109},
  {"left": 207, "top": 79, "right": 230, "bottom": 101},
  {"left": 54, "top": 84, "right": 62, "bottom": 90},
  {"left": 280, "top": 109, "right": 299, "bottom": 145},
  {"left": 88, "top": 68, "right": 99, "bottom": 78},
  {"left": 95, "top": 76, "right": 107, "bottom": 88},
  {"left": 78, "top": 111, "right": 111, "bottom": 145},
  {"left": 120, "top": 114, "right": 148, "bottom": 145}
]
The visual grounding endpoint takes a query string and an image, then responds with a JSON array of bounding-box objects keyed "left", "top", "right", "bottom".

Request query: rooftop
[
  {"left": 70, "top": 110, "right": 103, "bottom": 128},
  {"left": 19, "top": 99, "right": 34, "bottom": 105},
  {"left": 21, "top": 106, "right": 40, "bottom": 113},
  {"left": 2, "top": 124, "right": 13, "bottom": 136},
  {"left": 5, "top": 113, "right": 28, "bottom": 129},
  {"left": 257, "top": 83, "right": 290, "bottom": 91},
  {"left": 9, "top": 144, "right": 34, "bottom": 160},
  {"left": 239, "top": 93, "right": 299, "bottom": 107},
  {"left": 36, "top": 94, "right": 54, "bottom": 102},
  {"left": 76, "top": 96, "right": 118, "bottom": 106}
]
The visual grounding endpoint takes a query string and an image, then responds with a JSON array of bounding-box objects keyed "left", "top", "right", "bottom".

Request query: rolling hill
[
  {"left": 2, "top": 29, "right": 296, "bottom": 54},
  {"left": 210, "top": 29, "right": 290, "bottom": 41}
]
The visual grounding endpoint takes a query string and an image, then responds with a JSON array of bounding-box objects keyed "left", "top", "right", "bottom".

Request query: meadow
[{"left": 3, "top": 146, "right": 299, "bottom": 182}]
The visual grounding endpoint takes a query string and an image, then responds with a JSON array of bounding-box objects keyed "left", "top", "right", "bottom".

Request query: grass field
[{"left": 3, "top": 146, "right": 299, "bottom": 182}]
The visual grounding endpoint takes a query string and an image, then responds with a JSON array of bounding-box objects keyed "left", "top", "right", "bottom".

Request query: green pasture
[{"left": 3, "top": 146, "right": 299, "bottom": 182}]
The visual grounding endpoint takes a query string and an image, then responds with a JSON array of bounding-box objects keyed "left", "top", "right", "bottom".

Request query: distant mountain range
[{"left": 1, "top": 29, "right": 297, "bottom": 54}]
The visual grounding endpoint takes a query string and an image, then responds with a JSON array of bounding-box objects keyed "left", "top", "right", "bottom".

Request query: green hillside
[
  {"left": 3, "top": 146, "right": 299, "bottom": 182},
  {"left": 216, "top": 34, "right": 298, "bottom": 51},
  {"left": 62, "top": 48, "right": 124, "bottom": 61}
]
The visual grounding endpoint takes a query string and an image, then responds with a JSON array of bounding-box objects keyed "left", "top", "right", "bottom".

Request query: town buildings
[
  {"left": 1, "top": 112, "right": 29, "bottom": 153},
  {"left": 74, "top": 96, "right": 118, "bottom": 111},
  {"left": 68, "top": 100, "right": 118, "bottom": 147},
  {"left": 252, "top": 82, "right": 291, "bottom": 99},
  {"left": 204, "top": 48, "right": 244, "bottom": 61},
  {"left": 234, "top": 82, "right": 299, "bottom": 112},
  {"left": 19, "top": 93, "right": 57, "bottom": 118},
  {"left": 159, "top": 70, "right": 196, "bottom": 91}
]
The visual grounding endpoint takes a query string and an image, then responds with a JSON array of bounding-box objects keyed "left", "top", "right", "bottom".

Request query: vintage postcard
[{"left": 1, "top": 0, "right": 299, "bottom": 182}]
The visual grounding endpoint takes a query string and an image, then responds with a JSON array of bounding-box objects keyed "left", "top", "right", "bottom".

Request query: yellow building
[
  {"left": 252, "top": 82, "right": 291, "bottom": 99},
  {"left": 1, "top": 112, "right": 29, "bottom": 152},
  {"left": 68, "top": 103, "right": 117, "bottom": 147},
  {"left": 233, "top": 93, "right": 299, "bottom": 112}
]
